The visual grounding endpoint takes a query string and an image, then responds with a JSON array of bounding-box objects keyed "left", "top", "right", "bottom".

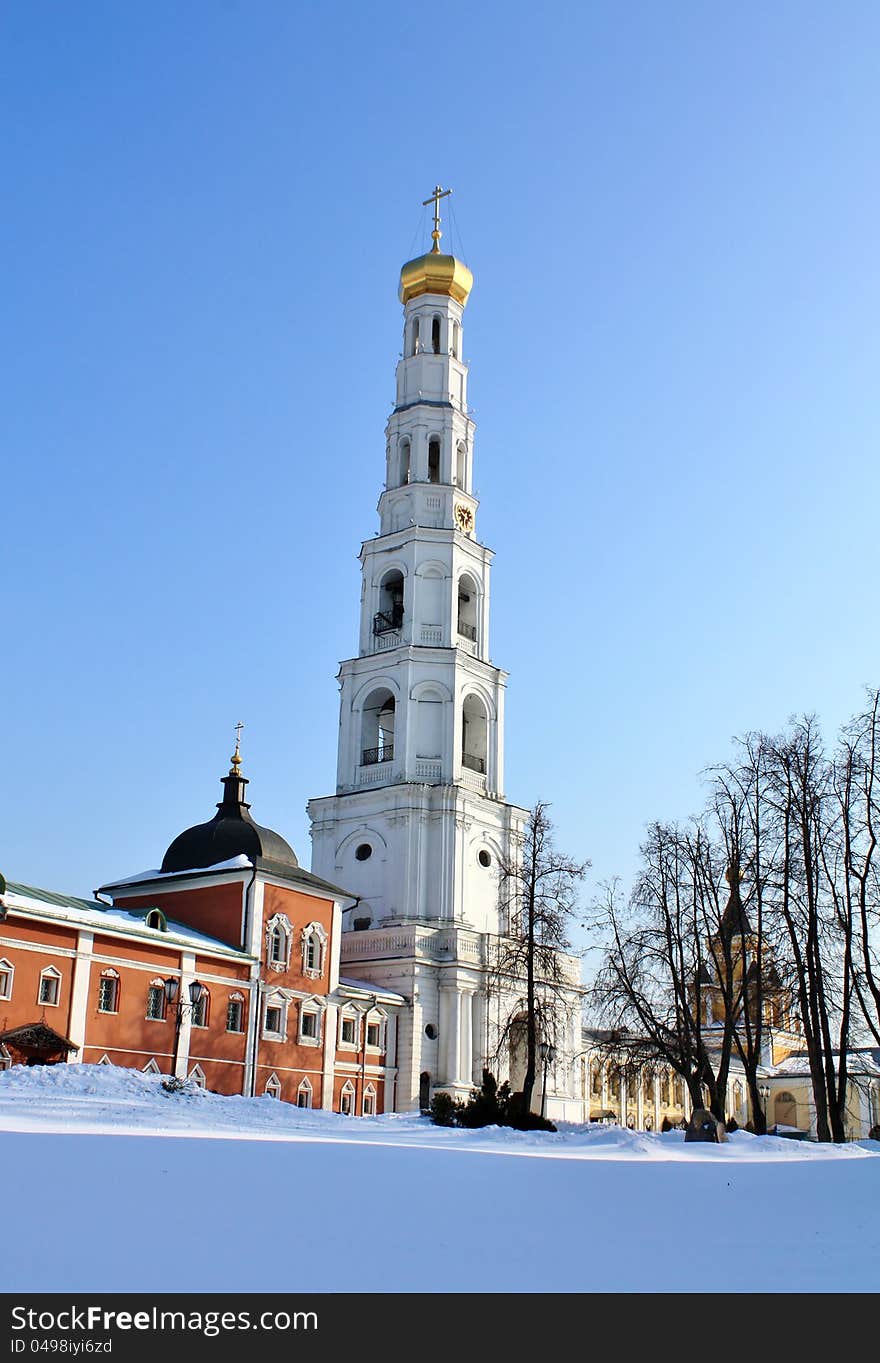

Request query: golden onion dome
[{"left": 399, "top": 247, "right": 473, "bottom": 307}]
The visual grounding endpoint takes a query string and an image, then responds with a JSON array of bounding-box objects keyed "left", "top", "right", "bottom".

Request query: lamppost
[
  {"left": 759, "top": 1082, "right": 770, "bottom": 1132},
  {"left": 538, "top": 1041, "right": 556, "bottom": 1119},
  {"left": 164, "top": 977, "right": 205, "bottom": 1079}
]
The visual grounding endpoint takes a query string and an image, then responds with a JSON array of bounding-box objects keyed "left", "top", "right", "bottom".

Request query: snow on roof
[
  {"left": 338, "top": 975, "right": 405, "bottom": 1005},
  {"left": 97, "top": 855, "right": 253, "bottom": 889},
  {"left": 2, "top": 880, "right": 251, "bottom": 958},
  {"left": 770, "top": 1049, "right": 880, "bottom": 1078}
]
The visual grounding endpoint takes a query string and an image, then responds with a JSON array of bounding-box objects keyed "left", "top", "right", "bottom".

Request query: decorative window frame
[
  {"left": 264, "top": 1073, "right": 282, "bottom": 1100},
  {"left": 142, "top": 1059, "right": 161, "bottom": 1076},
  {"left": 145, "top": 908, "right": 167, "bottom": 932},
  {"left": 363, "top": 1083, "right": 376, "bottom": 1117},
  {"left": 190, "top": 987, "right": 209, "bottom": 1029},
  {"left": 0, "top": 958, "right": 14, "bottom": 1003},
  {"left": 98, "top": 968, "right": 120, "bottom": 1014},
  {"left": 365, "top": 1008, "right": 387, "bottom": 1052},
  {"left": 340, "top": 1080, "right": 356, "bottom": 1115},
  {"left": 38, "top": 965, "right": 62, "bottom": 1007},
  {"left": 265, "top": 914, "right": 293, "bottom": 972},
  {"left": 296, "top": 1077, "right": 313, "bottom": 1109},
  {"left": 298, "top": 1001, "right": 323, "bottom": 1046},
  {"left": 97, "top": 1054, "right": 112, "bottom": 1066},
  {"left": 188, "top": 1065, "right": 206, "bottom": 1089},
  {"left": 301, "top": 922, "right": 328, "bottom": 980},
  {"left": 226, "top": 992, "right": 245, "bottom": 1034},
  {"left": 263, "top": 992, "right": 289, "bottom": 1041},
  {"left": 0, "top": 1045, "right": 11, "bottom": 1072},
  {"left": 146, "top": 978, "right": 167, "bottom": 1022},
  {"left": 338, "top": 1008, "right": 360, "bottom": 1051},
  {"left": 0, "top": 958, "right": 14, "bottom": 1001}
]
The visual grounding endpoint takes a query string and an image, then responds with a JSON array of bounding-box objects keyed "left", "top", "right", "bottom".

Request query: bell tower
[{"left": 307, "top": 192, "right": 581, "bottom": 1115}]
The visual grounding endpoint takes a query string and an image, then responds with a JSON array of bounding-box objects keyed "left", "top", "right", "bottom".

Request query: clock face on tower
[{"left": 454, "top": 503, "right": 474, "bottom": 534}]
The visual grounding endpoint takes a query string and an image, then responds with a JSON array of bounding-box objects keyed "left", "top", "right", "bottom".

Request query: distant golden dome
[{"left": 399, "top": 248, "right": 473, "bottom": 307}]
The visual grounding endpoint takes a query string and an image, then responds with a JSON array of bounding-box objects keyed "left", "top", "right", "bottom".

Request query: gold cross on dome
[
  {"left": 422, "top": 185, "right": 452, "bottom": 252},
  {"left": 231, "top": 721, "right": 244, "bottom": 770}
]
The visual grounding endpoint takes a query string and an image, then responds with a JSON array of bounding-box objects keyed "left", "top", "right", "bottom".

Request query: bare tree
[{"left": 490, "top": 801, "right": 588, "bottom": 1115}]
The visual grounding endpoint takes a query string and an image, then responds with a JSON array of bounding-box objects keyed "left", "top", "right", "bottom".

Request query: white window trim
[
  {"left": 38, "top": 965, "right": 62, "bottom": 1007},
  {"left": 145, "top": 978, "right": 167, "bottom": 1022},
  {"left": 188, "top": 1064, "right": 206, "bottom": 1089},
  {"left": 301, "top": 922, "right": 328, "bottom": 981},
  {"left": 142, "top": 1059, "right": 161, "bottom": 1076},
  {"left": 340, "top": 1080, "right": 356, "bottom": 1115},
  {"left": 191, "top": 988, "right": 209, "bottom": 1029},
  {"left": 226, "top": 991, "right": 245, "bottom": 1034},
  {"left": 298, "top": 1003, "right": 322, "bottom": 1047},
  {"left": 0, "top": 958, "right": 14, "bottom": 1001},
  {"left": 97, "top": 1054, "right": 112, "bottom": 1066},
  {"left": 296, "top": 1077, "right": 313, "bottom": 1109},
  {"left": 0, "top": 1045, "right": 11, "bottom": 1071},
  {"left": 338, "top": 1009, "right": 360, "bottom": 1051},
  {"left": 365, "top": 1009, "right": 386, "bottom": 1051},
  {"left": 98, "top": 968, "right": 120, "bottom": 1014},
  {"left": 363, "top": 1083, "right": 376, "bottom": 1116},
  {"left": 265, "top": 1073, "right": 282, "bottom": 1099},
  {"left": 266, "top": 914, "right": 293, "bottom": 972},
  {"left": 263, "top": 994, "right": 288, "bottom": 1042}
]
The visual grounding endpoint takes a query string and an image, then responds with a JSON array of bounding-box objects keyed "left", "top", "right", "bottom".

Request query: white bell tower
[{"left": 308, "top": 191, "right": 581, "bottom": 1116}]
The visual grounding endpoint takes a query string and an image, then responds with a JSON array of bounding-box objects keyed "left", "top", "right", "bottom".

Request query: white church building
[{"left": 308, "top": 193, "right": 583, "bottom": 1119}]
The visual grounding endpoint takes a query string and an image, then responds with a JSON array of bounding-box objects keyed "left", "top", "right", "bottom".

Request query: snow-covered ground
[{"left": 1, "top": 1065, "right": 877, "bottom": 1292}]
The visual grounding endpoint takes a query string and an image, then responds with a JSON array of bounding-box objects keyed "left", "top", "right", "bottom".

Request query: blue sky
[{"left": 4, "top": 2, "right": 879, "bottom": 919}]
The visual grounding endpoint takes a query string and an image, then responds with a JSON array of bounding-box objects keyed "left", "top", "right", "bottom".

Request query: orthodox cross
[
  {"left": 422, "top": 185, "right": 452, "bottom": 251},
  {"left": 232, "top": 720, "right": 244, "bottom": 769}
]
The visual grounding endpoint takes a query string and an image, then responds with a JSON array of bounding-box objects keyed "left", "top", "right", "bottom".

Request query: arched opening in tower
[
  {"left": 361, "top": 689, "right": 395, "bottom": 766},
  {"left": 374, "top": 570, "right": 404, "bottom": 636},
  {"left": 457, "top": 575, "right": 478, "bottom": 643},
  {"left": 461, "top": 693, "right": 487, "bottom": 775}
]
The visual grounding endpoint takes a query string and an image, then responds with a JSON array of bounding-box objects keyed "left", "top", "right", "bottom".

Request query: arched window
[
  {"left": 431, "top": 315, "right": 441, "bottom": 354},
  {"left": 410, "top": 317, "right": 420, "bottom": 356},
  {"left": 363, "top": 1084, "right": 376, "bottom": 1116},
  {"left": 145, "top": 909, "right": 167, "bottom": 931},
  {"left": 457, "top": 574, "right": 478, "bottom": 643},
  {"left": 38, "top": 966, "right": 61, "bottom": 1007},
  {"left": 301, "top": 923, "right": 328, "bottom": 980},
  {"left": 146, "top": 979, "right": 166, "bottom": 1021},
  {"left": 0, "top": 959, "right": 14, "bottom": 1001},
  {"left": 296, "top": 1078, "right": 313, "bottom": 1109},
  {"left": 361, "top": 687, "right": 395, "bottom": 765},
  {"left": 461, "top": 693, "right": 488, "bottom": 775},
  {"left": 451, "top": 320, "right": 460, "bottom": 359},
  {"left": 264, "top": 1074, "right": 282, "bottom": 1100},
  {"left": 190, "top": 987, "right": 209, "bottom": 1029},
  {"left": 428, "top": 437, "right": 441, "bottom": 484},
  {"left": 188, "top": 1065, "right": 206, "bottom": 1090},
  {"left": 226, "top": 993, "right": 245, "bottom": 1033},
  {"left": 590, "top": 1062, "right": 602, "bottom": 1097},
  {"left": 266, "top": 915, "right": 292, "bottom": 970},
  {"left": 98, "top": 969, "right": 120, "bottom": 1014},
  {"left": 375, "top": 571, "right": 404, "bottom": 635},
  {"left": 774, "top": 1091, "right": 798, "bottom": 1128},
  {"left": 398, "top": 438, "right": 411, "bottom": 487},
  {"left": 340, "top": 1080, "right": 356, "bottom": 1115},
  {"left": 455, "top": 441, "right": 467, "bottom": 489}
]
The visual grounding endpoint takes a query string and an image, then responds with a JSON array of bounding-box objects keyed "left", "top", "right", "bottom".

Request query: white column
[
  {"left": 175, "top": 951, "right": 196, "bottom": 1079},
  {"left": 636, "top": 1073, "right": 644, "bottom": 1130},
  {"left": 620, "top": 1074, "right": 627, "bottom": 1125},
  {"left": 67, "top": 931, "right": 94, "bottom": 1062},
  {"left": 600, "top": 1065, "right": 608, "bottom": 1118},
  {"left": 441, "top": 986, "right": 461, "bottom": 1085},
  {"left": 470, "top": 990, "right": 482, "bottom": 1084},
  {"left": 460, "top": 991, "right": 473, "bottom": 1088},
  {"left": 653, "top": 1074, "right": 661, "bottom": 1131},
  {"left": 321, "top": 1003, "right": 338, "bottom": 1110}
]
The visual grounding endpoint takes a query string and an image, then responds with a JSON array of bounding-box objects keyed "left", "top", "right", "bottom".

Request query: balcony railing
[
  {"left": 362, "top": 745, "right": 393, "bottom": 767},
  {"left": 457, "top": 620, "right": 477, "bottom": 642},
  {"left": 461, "top": 753, "right": 486, "bottom": 774},
  {"left": 374, "top": 606, "right": 404, "bottom": 635}
]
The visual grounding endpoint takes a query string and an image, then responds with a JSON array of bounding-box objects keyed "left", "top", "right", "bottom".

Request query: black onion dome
[{"left": 161, "top": 765, "right": 298, "bottom": 874}]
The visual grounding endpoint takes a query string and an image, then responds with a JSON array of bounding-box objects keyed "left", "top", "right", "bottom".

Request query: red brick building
[{"left": 0, "top": 752, "right": 401, "bottom": 1113}]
